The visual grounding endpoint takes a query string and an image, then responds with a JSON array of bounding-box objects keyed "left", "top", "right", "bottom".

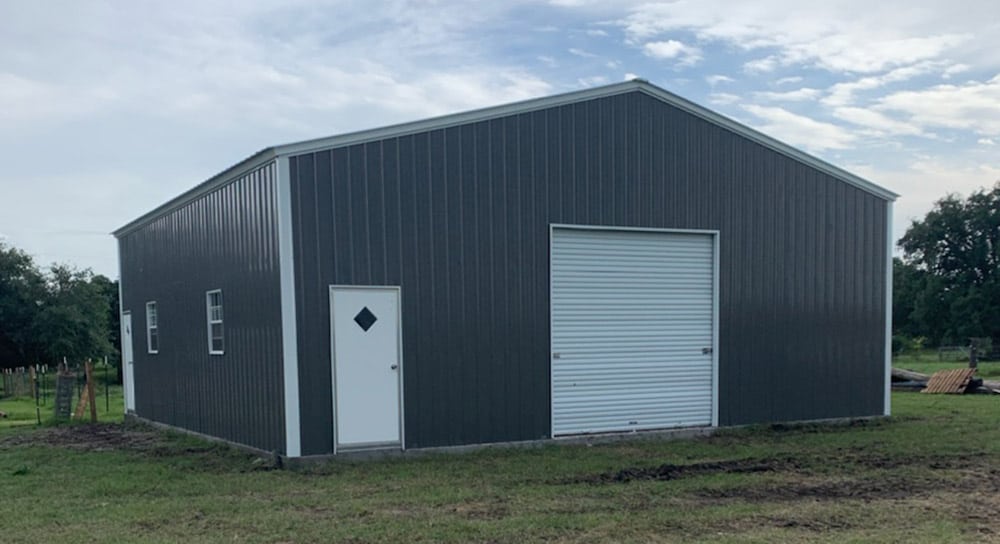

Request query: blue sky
[{"left": 1, "top": 0, "right": 998, "bottom": 277}]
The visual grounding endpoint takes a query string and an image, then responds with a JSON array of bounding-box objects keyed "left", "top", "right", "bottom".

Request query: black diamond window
[{"left": 354, "top": 306, "right": 377, "bottom": 332}]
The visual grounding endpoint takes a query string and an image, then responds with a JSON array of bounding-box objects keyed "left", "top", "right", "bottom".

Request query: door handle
[
  {"left": 390, "top": 364, "right": 398, "bottom": 370},
  {"left": 702, "top": 347, "right": 713, "bottom": 355}
]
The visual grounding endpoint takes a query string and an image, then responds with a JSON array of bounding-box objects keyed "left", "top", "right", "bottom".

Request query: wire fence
[{"left": 1, "top": 360, "right": 119, "bottom": 422}]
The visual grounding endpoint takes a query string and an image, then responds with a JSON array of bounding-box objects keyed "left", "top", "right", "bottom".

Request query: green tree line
[
  {"left": 894, "top": 182, "right": 1000, "bottom": 349},
  {"left": 0, "top": 241, "right": 119, "bottom": 370}
]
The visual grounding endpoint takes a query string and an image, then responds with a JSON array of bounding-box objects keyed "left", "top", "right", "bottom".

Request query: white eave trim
[{"left": 112, "top": 79, "right": 898, "bottom": 237}]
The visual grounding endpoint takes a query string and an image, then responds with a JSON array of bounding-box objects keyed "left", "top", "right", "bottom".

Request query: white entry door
[
  {"left": 330, "top": 286, "right": 402, "bottom": 450},
  {"left": 121, "top": 312, "right": 136, "bottom": 413}
]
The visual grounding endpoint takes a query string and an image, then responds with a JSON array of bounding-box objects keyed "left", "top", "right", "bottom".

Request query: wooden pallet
[{"left": 922, "top": 368, "right": 976, "bottom": 394}]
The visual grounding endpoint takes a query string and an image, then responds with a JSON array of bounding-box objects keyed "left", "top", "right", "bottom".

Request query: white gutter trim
[{"left": 276, "top": 156, "right": 302, "bottom": 457}]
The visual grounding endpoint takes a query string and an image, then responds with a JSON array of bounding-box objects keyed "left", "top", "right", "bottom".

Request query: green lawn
[
  {"left": 894, "top": 351, "right": 1000, "bottom": 380},
  {"left": 0, "top": 378, "right": 124, "bottom": 431},
  {"left": 1, "top": 392, "right": 998, "bottom": 543}
]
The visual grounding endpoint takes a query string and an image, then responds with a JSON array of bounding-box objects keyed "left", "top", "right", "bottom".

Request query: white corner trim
[
  {"left": 276, "top": 156, "right": 302, "bottom": 457},
  {"left": 711, "top": 231, "right": 720, "bottom": 427},
  {"left": 884, "top": 201, "right": 894, "bottom": 416}
]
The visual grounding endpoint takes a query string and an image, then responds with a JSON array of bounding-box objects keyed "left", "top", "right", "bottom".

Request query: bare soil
[{"left": 0, "top": 422, "right": 164, "bottom": 452}]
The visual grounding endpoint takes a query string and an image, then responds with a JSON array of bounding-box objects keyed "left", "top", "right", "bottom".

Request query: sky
[{"left": 1, "top": 0, "right": 998, "bottom": 278}]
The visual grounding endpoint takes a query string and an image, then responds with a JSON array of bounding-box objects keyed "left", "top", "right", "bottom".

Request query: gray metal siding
[
  {"left": 290, "top": 91, "right": 888, "bottom": 453},
  {"left": 118, "top": 162, "right": 285, "bottom": 453}
]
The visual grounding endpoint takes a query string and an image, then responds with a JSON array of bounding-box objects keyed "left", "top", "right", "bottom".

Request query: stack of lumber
[{"left": 891, "top": 367, "right": 1000, "bottom": 395}]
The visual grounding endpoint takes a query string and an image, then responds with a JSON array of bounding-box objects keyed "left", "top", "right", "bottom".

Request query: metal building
[{"left": 114, "top": 80, "right": 897, "bottom": 458}]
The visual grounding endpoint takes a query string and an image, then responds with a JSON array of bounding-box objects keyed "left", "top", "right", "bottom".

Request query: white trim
[
  {"left": 548, "top": 224, "right": 721, "bottom": 437},
  {"left": 205, "top": 289, "right": 224, "bottom": 355},
  {"left": 113, "top": 80, "right": 897, "bottom": 238},
  {"left": 328, "top": 286, "right": 337, "bottom": 456},
  {"left": 145, "top": 300, "right": 158, "bottom": 355},
  {"left": 884, "top": 202, "right": 894, "bottom": 416},
  {"left": 329, "top": 285, "right": 404, "bottom": 453},
  {"left": 548, "top": 226, "right": 554, "bottom": 438},
  {"left": 711, "top": 232, "right": 720, "bottom": 427},
  {"left": 121, "top": 310, "right": 134, "bottom": 413},
  {"left": 276, "top": 156, "right": 302, "bottom": 458},
  {"left": 550, "top": 223, "right": 720, "bottom": 236},
  {"left": 117, "top": 240, "right": 133, "bottom": 414}
]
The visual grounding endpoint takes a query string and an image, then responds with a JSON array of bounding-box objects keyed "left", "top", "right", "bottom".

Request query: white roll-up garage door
[{"left": 551, "top": 227, "right": 717, "bottom": 436}]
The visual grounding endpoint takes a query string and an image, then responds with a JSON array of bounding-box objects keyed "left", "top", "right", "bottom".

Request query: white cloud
[
  {"left": 822, "top": 61, "right": 943, "bottom": 107},
  {"left": 979, "top": 138, "right": 996, "bottom": 146},
  {"left": 755, "top": 88, "right": 822, "bottom": 101},
  {"left": 642, "top": 40, "right": 702, "bottom": 66},
  {"left": 709, "top": 92, "right": 740, "bottom": 105},
  {"left": 586, "top": 29, "right": 608, "bottom": 37},
  {"left": 617, "top": 1, "right": 996, "bottom": 74},
  {"left": 705, "top": 74, "right": 734, "bottom": 86},
  {"left": 577, "top": 75, "right": 609, "bottom": 87},
  {"left": 568, "top": 47, "right": 597, "bottom": 58},
  {"left": 742, "top": 104, "right": 856, "bottom": 151},
  {"left": 876, "top": 75, "right": 1000, "bottom": 136},
  {"left": 537, "top": 55, "right": 557, "bottom": 67},
  {"left": 744, "top": 56, "right": 778, "bottom": 73},
  {"left": 623, "top": 72, "right": 640, "bottom": 81},
  {"left": 775, "top": 76, "right": 804, "bottom": 86},
  {"left": 942, "top": 63, "right": 971, "bottom": 79},
  {"left": 832, "top": 107, "right": 926, "bottom": 136}
]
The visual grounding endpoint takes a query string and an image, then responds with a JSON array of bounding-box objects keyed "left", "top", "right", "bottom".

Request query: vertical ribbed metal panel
[
  {"left": 290, "top": 90, "right": 889, "bottom": 453},
  {"left": 551, "top": 228, "right": 714, "bottom": 435},
  {"left": 118, "top": 162, "right": 284, "bottom": 453}
]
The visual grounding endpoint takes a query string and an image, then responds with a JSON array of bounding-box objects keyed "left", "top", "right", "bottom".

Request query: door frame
[
  {"left": 328, "top": 285, "right": 405, "bottom": 454},
  {"left": 548, "top": 224, "right": 721, "bottom": 437},
  {"left": 121, "top": 310, "right": 135, "bottom": 413}
]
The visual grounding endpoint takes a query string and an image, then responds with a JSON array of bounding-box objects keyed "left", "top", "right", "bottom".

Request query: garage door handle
[
  {"left": 390, "top": 364, "right": 398, "bottom": 370},
  {"left": 702, "top": 347, "right": 713, "bottom": 355}
]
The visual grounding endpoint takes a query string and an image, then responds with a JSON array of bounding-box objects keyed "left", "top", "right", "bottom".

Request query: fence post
[
  {"left": 969, "top": 338, "right": 978, "bottom": 369},
  {"left": 105, "top": 356, "right": 110, "bottom": 413}
]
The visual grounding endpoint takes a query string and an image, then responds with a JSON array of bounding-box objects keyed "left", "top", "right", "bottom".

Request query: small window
[
  {"left": 146, "top": 301, "right": 159, "bottom": 354},
  {"left": 206, "top": 289, "right": 224, "bottom": 355}
]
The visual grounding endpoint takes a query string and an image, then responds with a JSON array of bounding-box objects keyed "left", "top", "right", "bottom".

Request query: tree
[
  {"left": 0, "top": 242, "right": 46, "bottom": 366},
  {"left": 898, "top": 182, "right": 1000, "bottom": 345},
  {"left": 0, "top": 241, "right": 118, "bottom": 368},
  {"left": 33, "top": 265, "right": 113, "bottom": 364}
]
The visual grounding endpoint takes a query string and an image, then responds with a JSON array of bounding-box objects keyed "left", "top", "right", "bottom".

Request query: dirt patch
[
  {"left": 450, "top": 498, "right": 510, "bottom": 520},
  {"left": 0, "top": 422, "right": 273, "bottom": 471},
  {"left": 570, "top": 457, "right": 804, "bottom": 484},
  {"left": 698, "top": 464, "right": 1000, "bottom": 503},
  {"left": 564, "top": 449, "right": 1000, "bottom": 516},
  {"left": 0, "top": 423, "right": 164, "bottom": 452}
]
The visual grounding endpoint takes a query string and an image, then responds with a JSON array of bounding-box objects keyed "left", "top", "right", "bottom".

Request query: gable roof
[{"left": 114, "top": 79, "right": 897, "bottom": 237}]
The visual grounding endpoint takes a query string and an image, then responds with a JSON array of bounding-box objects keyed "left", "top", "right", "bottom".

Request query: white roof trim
[{"left": 114, "top": 79, "right": 897, "bottom": 237}]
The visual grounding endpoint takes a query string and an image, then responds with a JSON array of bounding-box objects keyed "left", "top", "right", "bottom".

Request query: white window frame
[
  {"left": 145, "top": 301, "right": 159, "bottom": 354},
  {"left": 206, "top": 289, "right": 224, "bottom": 355}
]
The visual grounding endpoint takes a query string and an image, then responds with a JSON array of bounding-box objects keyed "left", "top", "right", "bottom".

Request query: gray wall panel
[
  {"left": 119, "top": 162, "right": 285, "bottom": 453},
  {"left": 291, "top": 90, "right": 888, "bottom": 453}
]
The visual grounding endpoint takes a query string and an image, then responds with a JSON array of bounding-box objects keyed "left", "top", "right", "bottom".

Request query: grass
[
  {"left": 894, "top": 350, "right": 1000, "bottom": 380},
  {"left": 0, "top": 379, "right": 124, "bottom": 431},
  {"left": 1, "top": 392, "right": 998, "bottom": 543}
]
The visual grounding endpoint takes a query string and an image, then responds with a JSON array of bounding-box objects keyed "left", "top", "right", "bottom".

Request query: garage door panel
[{"left": 551, "top": 227, "right": 716, "bottom": 436}]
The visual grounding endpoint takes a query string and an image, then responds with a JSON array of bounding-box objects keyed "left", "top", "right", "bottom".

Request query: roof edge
[
  {"left": 114, "top": 78, "right": 897, "bottom": 237},
  {"left": 632, "top": 83, "right": 899, "bottom": 201},
  {"left": 112, "top": 148, "right": 278, "bottom": 238}
]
